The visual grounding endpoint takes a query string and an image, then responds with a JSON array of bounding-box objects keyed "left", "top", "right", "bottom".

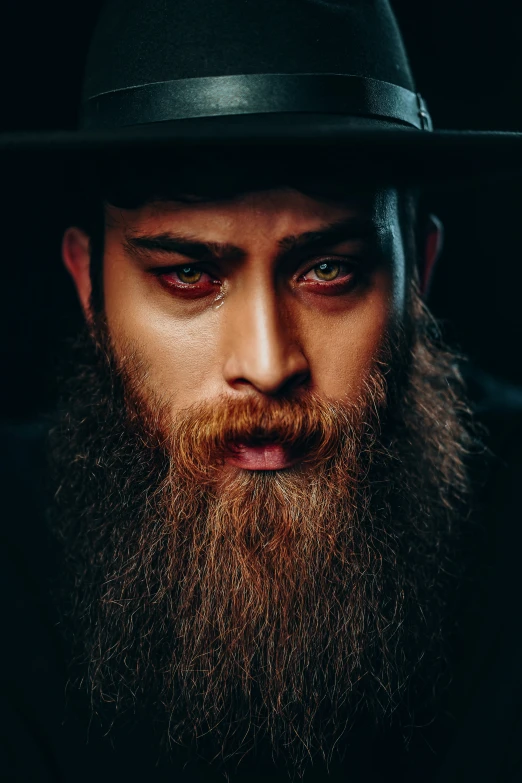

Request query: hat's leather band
[{"left": 81, "top": 73, "right": 433, "bottom": 132}]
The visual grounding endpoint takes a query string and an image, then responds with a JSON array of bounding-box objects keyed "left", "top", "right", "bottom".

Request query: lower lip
[{"left": 225, "top": 443, "right": 300, "bottom": 471}]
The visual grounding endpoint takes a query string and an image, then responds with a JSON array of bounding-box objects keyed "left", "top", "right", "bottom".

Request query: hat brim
[{"left": 2, "top": 114, "right": 522, "bottom": 188}]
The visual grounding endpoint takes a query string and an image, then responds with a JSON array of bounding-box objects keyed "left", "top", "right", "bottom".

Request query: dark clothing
[{"left": 1, "top": 367, "right": 522, "bottom": 782}]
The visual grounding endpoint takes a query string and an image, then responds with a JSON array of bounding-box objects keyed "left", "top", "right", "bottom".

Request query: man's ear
[
  {"left": 420, "top": 214, "right": 444, "bottom": 298},
  {"left": 62, "top": 226, "right": 93, "bottom": 322}
]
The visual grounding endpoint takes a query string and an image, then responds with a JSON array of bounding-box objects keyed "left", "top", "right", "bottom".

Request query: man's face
[
  {"left": 98, "top": 187, "right": 406, "bottom": 434},
  {"left": 57, "top": 183, "right": 470, "bottom": 778}
]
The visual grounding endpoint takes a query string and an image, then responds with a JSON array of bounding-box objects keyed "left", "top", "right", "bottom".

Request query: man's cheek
[{"left": 130, "top": 340, "right": 223, "bottom": 416}]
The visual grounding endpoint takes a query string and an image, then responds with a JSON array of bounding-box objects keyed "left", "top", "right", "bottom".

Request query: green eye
[
  {"left": 313, "top": 262, "right": 340, "bottom": 281},
  {"left": 177, "top": 266, "right": 202, "bottom": 284}
]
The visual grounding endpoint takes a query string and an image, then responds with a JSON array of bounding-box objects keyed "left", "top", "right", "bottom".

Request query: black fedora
[{"left": 2, "top": 0, "right": 522, "bottom": 188}]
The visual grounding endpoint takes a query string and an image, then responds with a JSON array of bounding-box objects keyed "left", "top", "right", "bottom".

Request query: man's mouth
[{"left": 224, "top": 441, "right": 300, "bottom": 471}]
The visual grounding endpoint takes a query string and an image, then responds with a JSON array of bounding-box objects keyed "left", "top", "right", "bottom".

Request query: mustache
[{"left": 127, "top": 375, "right": 388, "bottom": 484}]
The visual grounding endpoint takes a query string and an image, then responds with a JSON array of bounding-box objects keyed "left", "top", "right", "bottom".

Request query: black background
[{"left": 2, "top": 0, "right": 522, "bottom": 420}]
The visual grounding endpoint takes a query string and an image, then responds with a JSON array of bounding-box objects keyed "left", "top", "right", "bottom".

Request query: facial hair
[{"left": 47, "top": 282, "right": 478, "bottom": 780}]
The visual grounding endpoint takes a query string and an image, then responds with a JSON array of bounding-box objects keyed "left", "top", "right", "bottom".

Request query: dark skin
[{"left": 62, "top": 187, "right": 441, "bottom": 461}]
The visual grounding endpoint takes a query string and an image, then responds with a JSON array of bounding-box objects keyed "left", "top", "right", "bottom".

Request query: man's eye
[
  {"left": 155, "top": 265, "right": 218, "bottom": 295},
  {"left": 303, "top": 260, "right": 355, "bottom": 283},
  {"left": 176, "top": 266, "right": 203, "bottom": 284},
  {"left": 312, "top": 262, "right": 341, "bottom": 281}
]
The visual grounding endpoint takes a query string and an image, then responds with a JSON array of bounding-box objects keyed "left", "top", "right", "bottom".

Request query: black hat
[{"left": 1, "top": 0, "right": 521, "bottom": 187}]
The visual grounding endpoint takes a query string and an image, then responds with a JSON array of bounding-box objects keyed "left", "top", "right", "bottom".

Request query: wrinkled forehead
[{"left": 104, "top": 188, "right": 399, "bottom": 232}]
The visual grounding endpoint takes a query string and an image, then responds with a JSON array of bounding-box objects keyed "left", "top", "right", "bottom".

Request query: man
[{"left": 2, "top": 1, "right": 522, "bottom": 781}]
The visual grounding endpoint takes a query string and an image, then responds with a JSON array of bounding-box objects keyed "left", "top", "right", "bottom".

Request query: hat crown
[{"left": 82, "top": 0, "right": 415, "bottom": 103}]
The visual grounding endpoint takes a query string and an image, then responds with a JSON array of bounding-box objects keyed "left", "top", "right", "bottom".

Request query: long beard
[{"left": 47, "top": 283, "right": 478, "bottom": 779}]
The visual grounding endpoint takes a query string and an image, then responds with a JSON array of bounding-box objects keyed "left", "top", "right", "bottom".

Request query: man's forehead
[{"left": 105, "top": 185, "right": 398, "bottom": 243}]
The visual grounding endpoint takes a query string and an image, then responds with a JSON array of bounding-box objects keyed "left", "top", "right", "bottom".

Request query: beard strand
[{"left": 47, "top": 283, "right": 480, "bottom": 779}]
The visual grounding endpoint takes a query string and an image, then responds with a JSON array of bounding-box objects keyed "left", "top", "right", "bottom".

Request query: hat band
[{"left": 81, "top": 73, "right": 433, "bottom": 132}]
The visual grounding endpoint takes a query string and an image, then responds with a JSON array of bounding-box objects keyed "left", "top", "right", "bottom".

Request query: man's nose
[{"left": 222, "top": 283, "right": 310, "bottom": 396}]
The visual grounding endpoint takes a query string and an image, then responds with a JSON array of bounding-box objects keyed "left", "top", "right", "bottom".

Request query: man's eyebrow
[
  {"left": 277, "top": 216, "right": 383, "bottom": 256},
  {"left": 122, "top": 232, "right": 246, "bottom": 262},
  {"left": 123, "top": 216, "right": 382, "bottom": 264}
]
